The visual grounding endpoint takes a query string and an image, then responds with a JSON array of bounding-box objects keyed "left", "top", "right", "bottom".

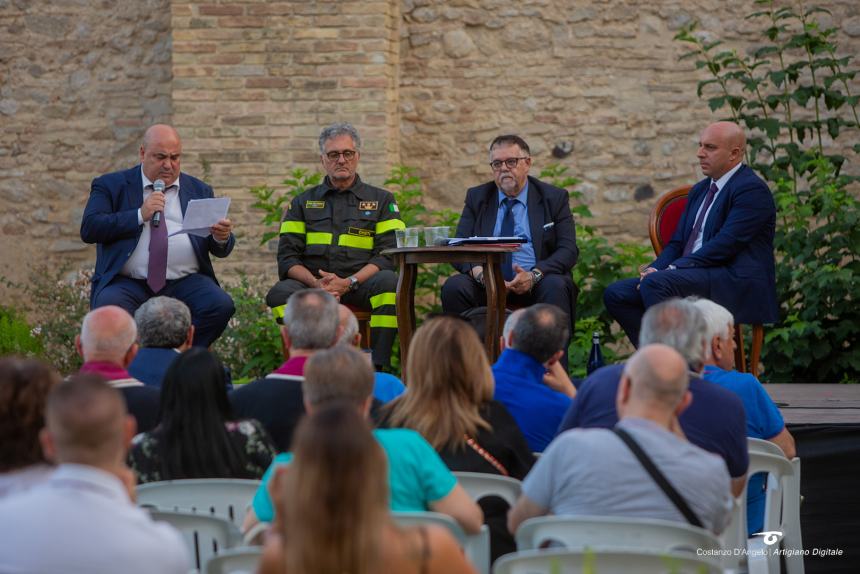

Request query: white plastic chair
[
  {"left": 493, "top": 547, "right": 724, "bottom": 574},
  {"left": 204, "top": 546, "right": 263, "bottom": 574},
  {"left": 746, "top": 452, "right": 804, "bottom": 574},
  {"left": 515, "top": 515, "right": 722, "bottom": 558},
  {"left": 149, "top": 509, "right": 241, "bottom": 571},
  {"left": 747, "top": 437, "right": 784, "bottom": 456},
  {"left": 393, "top": 511, "right": 491, "bottom": 574},
  {"left": 452, "top": 471, "right": 523, "bottom": 507},
  {"left": 137, "top": 478, "right": 261, "bottom": 527},
  {"left": 719, "top": 492, "right": 748, "bottom": 573}
]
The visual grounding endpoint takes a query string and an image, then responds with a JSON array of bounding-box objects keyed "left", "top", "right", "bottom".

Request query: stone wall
[{"left": 1, "top": 0, "right": 858, "bottom": 300}]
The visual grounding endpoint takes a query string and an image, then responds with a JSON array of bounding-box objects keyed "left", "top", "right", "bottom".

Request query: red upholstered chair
[{"left": 649, "top": 186, "right": 764, "bottom": 378}]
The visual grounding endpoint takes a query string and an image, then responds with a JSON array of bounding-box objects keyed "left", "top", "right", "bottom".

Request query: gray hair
[
  {"left": 79, "top": 306, "right": 137, "bottom": 362},
  {"left": 622, "top": 344, "right": 690, "bottom": 410},
  {"left": 283, "top": 289, "right": 340, "bottom": 350},
  {"left": 318, "top": 122, "right": 361, "bottom": 154},
  {"left": 502, "top": 309, "right": 524, "bottom": 343},
  {"left": 337, "top": 307, "right": 360, "bottom": 347},
  {"left": 303, "top": 346, "right": 374, "bottom": 407},
  {"left": 639, "top": 298, "right": 707, "bottom": 370},
  {"left": 511, "top": 304, "right": 569, "bottom": 364},
  {"left": 692, "top": 298, "right": 735, "bottom": 361},
  {"left": 134, "top": 297, "right": 191, "bottom": 348}
]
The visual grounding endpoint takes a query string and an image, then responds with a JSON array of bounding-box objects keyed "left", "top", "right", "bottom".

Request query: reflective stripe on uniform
[
  {"left": 369, "top": 292, "right": 396, "bottom": 309},
  {"left": 307, "top": 232, "right": 333, "bottom": 245},
  {"left": 370, "top": 315, "right": 398, "bottom": 328},
  {"left": 280, "top": 221, "right": 306, "bottom": 234},
  {"left": 338, "top": 234, "right": 374, "bottom": 250},
  {"left": 375, "top": 219, "right": 406, "bottom": 235},
  {"left": 271, "top": 305, "right": 285, "bottom": 321}
]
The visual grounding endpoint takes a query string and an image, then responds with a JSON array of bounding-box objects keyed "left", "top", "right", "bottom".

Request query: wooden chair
[
  {"left": 345, "top": 305, "right": 372, "bottom": 349},
  {"left": 649, "top": 185, "right": 764, "bottom": 377}
]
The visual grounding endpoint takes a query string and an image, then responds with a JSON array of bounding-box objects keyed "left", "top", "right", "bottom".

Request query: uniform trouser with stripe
[{"left": 266, "top": 270, "right": 398, "bottom": 369}]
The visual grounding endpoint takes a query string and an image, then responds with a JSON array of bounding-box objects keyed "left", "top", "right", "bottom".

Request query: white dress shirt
[
  {"left": 0, "top": 463, "right": 190, "bottom": 574},
  {"left": 121, "top": 168, "right": 199, "bottom": 281},
  {"left": 690, "top": 162, "right": 743, "bottom": 253}
]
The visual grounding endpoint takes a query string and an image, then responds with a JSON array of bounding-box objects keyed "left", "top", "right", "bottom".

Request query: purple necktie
[
  {"left": 682, "top": 182, "right": 718, "bottom": 256},
  {"left": 147, "top": 186, "right": 169, "bottom": 293}
]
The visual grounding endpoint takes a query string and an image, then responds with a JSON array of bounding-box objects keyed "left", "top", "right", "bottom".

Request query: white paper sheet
[{"left": 168, "top": 197, "right": 231, "bottom": 237}]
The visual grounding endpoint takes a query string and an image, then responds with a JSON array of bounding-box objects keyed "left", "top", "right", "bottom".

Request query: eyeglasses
[
  {"left": 325, "top": 150, "right": 357, "bottom": 161},
  {"left": 489, "top": 157, "right": 529, "bottom": 171}
]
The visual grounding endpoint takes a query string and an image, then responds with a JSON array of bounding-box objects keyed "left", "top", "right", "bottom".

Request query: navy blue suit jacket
[
  {"left": 453, "top": 175, "right": 578, "bottom": 276},
  {"left": 652, "top": 165, "right": 778, "bottom": 324},
  {"left": 80, "top": 166, "right": 235, "bottom": 305}
]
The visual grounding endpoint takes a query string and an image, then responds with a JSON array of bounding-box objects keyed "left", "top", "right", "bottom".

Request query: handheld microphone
[{"left": 152, "top": 179, "right": 165, "bottom": 227}]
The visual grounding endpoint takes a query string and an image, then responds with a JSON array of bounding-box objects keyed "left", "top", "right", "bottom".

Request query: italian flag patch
[{"left": 390, "top": 203, "right": 400, "bottom": 213}]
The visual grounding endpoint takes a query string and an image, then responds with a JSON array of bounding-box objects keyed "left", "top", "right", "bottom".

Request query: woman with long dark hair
[
  {"left": 129, "top": 348, "right": 275, "bottom": 482},
  {"left": 258, "top": 402, "right": 476, "bottom": 574}
]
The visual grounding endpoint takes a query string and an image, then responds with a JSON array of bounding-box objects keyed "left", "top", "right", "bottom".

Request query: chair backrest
[
  {"left": 493, "top": 547, "right": 723, "bottom": 574},
  {"left": 648, "top": 185, "right": 692, "bottom": 255},
  {"left": 204, "top": 546, "right": 263, "bottom": 574},
  {"left": 748, "top": 437, "right": 784, "bottom": 456},
  {"left": 515, "top": 515, "right": 722, "bottom": 557},
  {"left": 137, "top": 478, "right": 261, "bottom": 527},
  {"left": 149, "top": 509, "right": 241, "bottom": 571},
  {"left": 393, "top": 511, "right": 490, "bottom": 574},
  {"left": 452, "top": 471, "right": 522, "bottom": 507}
]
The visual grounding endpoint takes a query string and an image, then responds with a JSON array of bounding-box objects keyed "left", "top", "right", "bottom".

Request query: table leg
[
  {"left": 484, "top": 255, "right": 507, "bottom": 362},
  {"left": 395, "top": 258, "right": 417, "bottom": 371}
]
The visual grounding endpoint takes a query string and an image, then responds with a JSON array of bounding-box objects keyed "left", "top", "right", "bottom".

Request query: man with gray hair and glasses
[
  {"left": 557, "top": 298, "right": 749, "bottom": 497},
  {"left": 266, "top": 122, "right": 405, "bottom": 372},
  {"left": 127, "top": 296, "right": 194, "bottom": 388}
]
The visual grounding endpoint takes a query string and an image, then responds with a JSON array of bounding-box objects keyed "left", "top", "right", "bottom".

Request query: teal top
[{"left": 252, "top": 428, "right": 457, "bottom": 522}]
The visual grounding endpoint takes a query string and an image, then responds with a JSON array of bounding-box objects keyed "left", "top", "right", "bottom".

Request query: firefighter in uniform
[{"left": 266, "top": 123, "right": 404, "bottom": 369}]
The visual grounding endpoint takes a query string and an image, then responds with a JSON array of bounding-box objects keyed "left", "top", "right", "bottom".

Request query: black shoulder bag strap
[{"left": 613, "top": 427, "right": 704, "bottom": 529}]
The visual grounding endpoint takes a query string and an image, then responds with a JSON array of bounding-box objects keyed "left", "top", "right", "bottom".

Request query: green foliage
[
  {"left": 249, "top": 169, "right": 323, "bottom": 246},
  {"left": 212, "top": 274, "right": 284, "bottom": 384},
  {"left": 675, "top": 1, "right": 859, "bottom": 383},
  {"left": 539, "top": 165, "right": 651, "bottom": 377},
  {"left": 0, "top": 307, "right": 43, "bottom": 357}
]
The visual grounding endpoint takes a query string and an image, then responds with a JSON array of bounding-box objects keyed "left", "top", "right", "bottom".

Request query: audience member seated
[
  {"left": 0, "top": 357, "right": 61, "bottom": 497},
  {"left": 129, "top": 348, "right": 276, "bottom": 483},
  {"left": 76, "top": 305, "right": 161, "bottom": 432},
  {"left": 0, "top": 375, "right": 190, "bottom": 573},
  {"left": 230, "top": 289, "right": 341, "bottom": 451},
  {"left": 383, "top": 315, "right": 534, "bottom": 561},
  {"left": 557, "top": 298, "right": 749, "bottom": 497},
  {"left": 492, "top": 304, "right": 577, "bottom": 452},
  {"left": 693, "top": 297, "right": 796, "bottom": 535},
  {"left": 246, "top": 345, "right": 483, "bottom": 536},
  {"left": 508, "top": 345, "right": 733, "bottom": 535},
  {"left": 258, "top": 403, "right": 477, "bottom": 574},
  {"left": 127, "top": 296, "right": 194, "bottom": 388},
  {"left": 337, "top": 303, "right": 406, "bottom": 403}
]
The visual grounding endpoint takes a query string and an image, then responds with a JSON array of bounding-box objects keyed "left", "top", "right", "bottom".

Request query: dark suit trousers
[
  {"left": 441, "top": 273, "right": 576, "bottom": 370},
  {"left": 93, "top": 274, "right": 235, "bottom": 348},
  {"left": 603, "top": 268, "right": 712, "bottom": 347}
]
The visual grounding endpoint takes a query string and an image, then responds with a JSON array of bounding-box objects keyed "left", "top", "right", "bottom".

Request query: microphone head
[{"left": 153, "top": 179, "right": 165, "bottom": 193}]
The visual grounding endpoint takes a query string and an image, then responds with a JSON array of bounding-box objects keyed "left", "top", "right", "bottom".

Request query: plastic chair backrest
[
  {"left": 393, "top": 511, "right": 490, "bottom": 574},
  {"left": 452, "top": 471, "right": 522, "bottom": 507},
  {"left": 493, "top": 547, "right": 723, "bottom": 574},
  {"left": 149, "top": 509, "right": 241, "bottom": 571},
  {"left": 137, "top": 478, "right": 261, "bottom": 527},
  {"left": 748, "top": 437, "right": 784, "bottom": 456},
  {"left": 649, "top": 185, "right": 692, "bottom": 255},
  {"left": 515, "top": 515, "right": 722, "bottom": 557},
  {"left": 204, "top": 546, "right": 263, "bottom": 574}
]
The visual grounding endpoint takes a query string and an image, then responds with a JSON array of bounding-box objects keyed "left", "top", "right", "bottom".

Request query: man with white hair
[
  {"left": 692, "top": 297, "right": 795, "bottom": 535},
  {"left": 77, "top": 305, "right": 161, "bottom": 432},
  {"left": 128, "top": 296, "right": 194, "bottom": 388},
  {"left": 508, "top": 344, "right": 732, "bottom": 535}
]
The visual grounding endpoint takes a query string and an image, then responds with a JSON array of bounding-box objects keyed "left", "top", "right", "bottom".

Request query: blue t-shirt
[
  {"left": 704, "top": 365, "right": 786, "bottom": 535},
  {"left": 492, "top": 348, "right": 571, "bottom": 452},
  {"left": 252, "top": 428, "right": 456, "bottom": 522},
  {"left": 557, "top": 363, "right": 749, "bottom": 478},
  {"left": 373, "top": 372, "right": 406, "bottom": 403}
]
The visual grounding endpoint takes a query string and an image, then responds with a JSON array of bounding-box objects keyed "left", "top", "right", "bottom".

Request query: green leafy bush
[
  {"left": 0, "top": 307, "right": 43, "bottom": 357},
  {"left": 675, "top": 0, "right": 859, "bottom": 383}
]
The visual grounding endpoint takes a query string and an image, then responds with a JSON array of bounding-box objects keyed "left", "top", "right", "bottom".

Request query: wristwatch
[
  {"left": 348, "top": 276, "right": 359, "bottom": 292},
  {"left": 531, "top": 268, "right": 544, "bottom": 287}
]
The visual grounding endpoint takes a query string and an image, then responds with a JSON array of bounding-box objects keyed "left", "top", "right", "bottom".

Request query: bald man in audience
[
  {"left": 0, "top": 375, "right": 190, "bottom": 573},
  {"left": 604, "top": 121, "right": 778, "bottom": 347},
  {"left": 77, "top": 305, "right": 161, "bottom": 432},
  {"left": 508, "top": 345, "right": 732, "bottom": 535}
]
